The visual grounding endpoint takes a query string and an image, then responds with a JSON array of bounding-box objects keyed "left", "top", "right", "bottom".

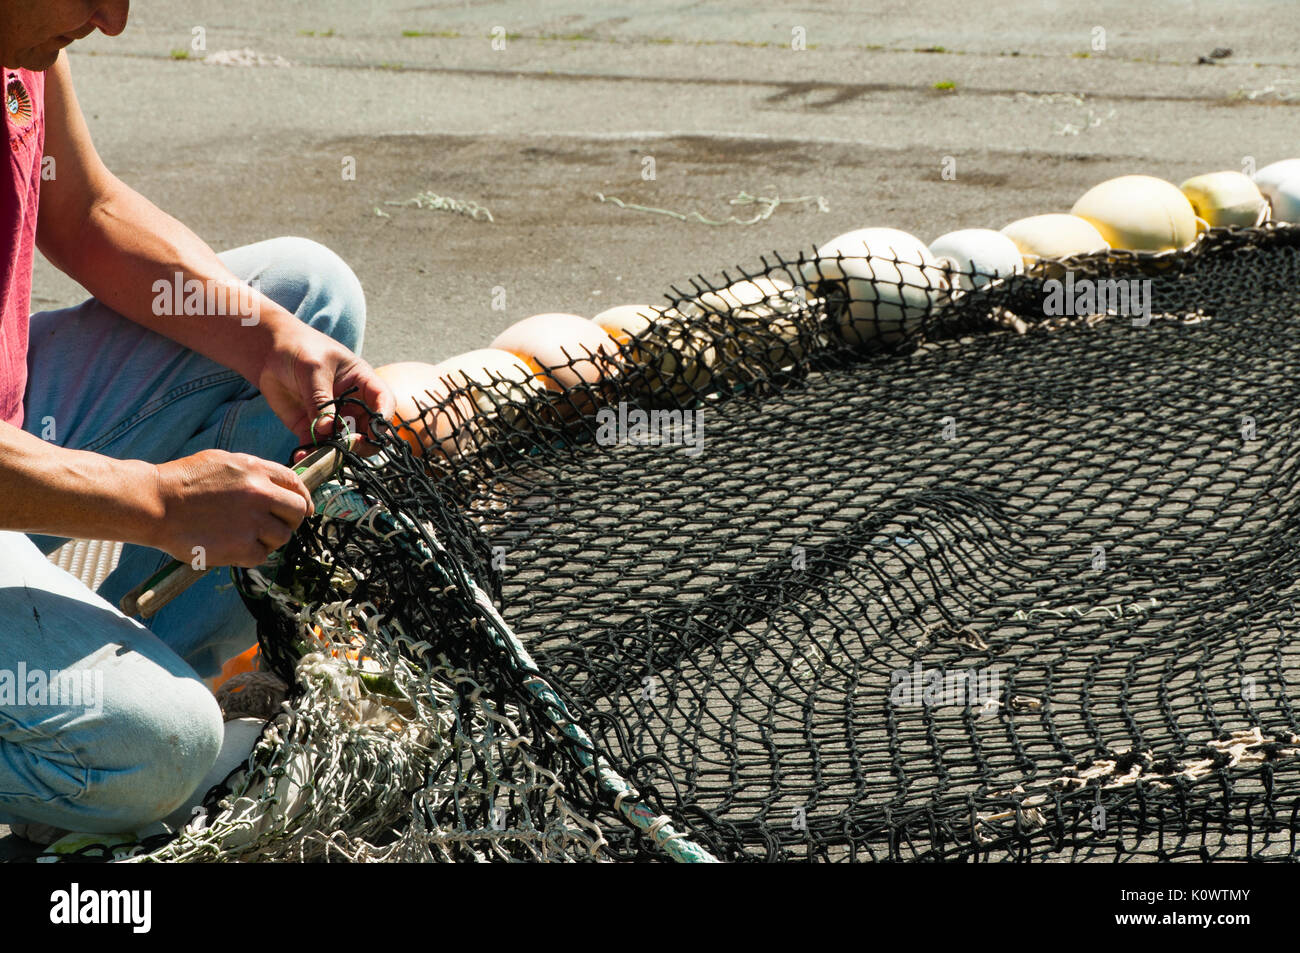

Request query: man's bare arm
[
  {"left": 1, "top": 421, "right": 162, "bottom": 544},
  {"left": 35, "top": 51, "right": 287, "bottom": 385},
  {"left": 0, "top": 421, "right": 313, "bottom": 567},
  {"left": 35, "top": 51, "right": 392, "bottom": 444}
]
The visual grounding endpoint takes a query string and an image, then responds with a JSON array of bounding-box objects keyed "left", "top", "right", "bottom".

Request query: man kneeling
[{"left": 0, "top": 2, "right": 393, "bottom": 844}]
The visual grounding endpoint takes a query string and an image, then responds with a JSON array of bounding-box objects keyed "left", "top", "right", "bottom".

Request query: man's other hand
[
  {"left": 255, "top": 322, "right": 396, "bottom": 460},
  {"left": 149, "top": 450, "right": 314, "bottom": 568}
]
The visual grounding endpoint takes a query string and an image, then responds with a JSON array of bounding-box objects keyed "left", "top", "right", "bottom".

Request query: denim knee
[
  {"left": 254, "top": 236, "right": 367, "bottom": 355},
  {"left": 87, "top": 676, "right": 223, "bottom": 831},
  {"left": 6, "top": 675, "right": 224, "bottom": 833}
]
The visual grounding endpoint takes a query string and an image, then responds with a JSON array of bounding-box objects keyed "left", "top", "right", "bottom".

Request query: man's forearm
[
  {"left": 40, "top": 179, "right": 298, "bottom": 383},
  {"left": 1, "top": 422, "right": 162, "bottom": 544}
]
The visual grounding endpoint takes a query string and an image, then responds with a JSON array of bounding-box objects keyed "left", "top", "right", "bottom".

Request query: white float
[
  {"left": 929, "top": 228, "right": 1025, "bottom": 291},
  {"left": 1070, "top": 175, "right": 1202, "bottom": 252},
  {"left": 593, "top": 304, "right": 715, "bottom": 403},
  {"left": 798, "top": 227, "right": 948, "bottom": 344},
  {"left": 1000, "top": 214, "right": 1110, "bottom": 272},
  {"left": 1253, "top": 159, "right": 1300, "bottom": 194},
  {"left": 1179, "top": 171, "right": 1269, "bottom": 227},
  {"left": 1252, "top": 161, "right": 1300, "bottom": 224}
]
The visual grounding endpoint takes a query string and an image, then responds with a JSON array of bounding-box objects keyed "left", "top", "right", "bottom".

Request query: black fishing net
[{"left": 75, "top": 223, "right": 1300, "bottom": 863}]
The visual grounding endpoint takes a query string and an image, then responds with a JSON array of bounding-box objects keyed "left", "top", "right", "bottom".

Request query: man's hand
[
  {"left": 255, "top": 320, "right": 395, "bottom": 460},
  {"left": 148, "top": 450, "right": 314, "bottom": 568}
]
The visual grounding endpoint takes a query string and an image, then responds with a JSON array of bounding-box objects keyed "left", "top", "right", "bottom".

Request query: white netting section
[
  {"left": 136, "top": 594, "right": 608, "bottom": 863},
  {"left": 48, "top": 538, "right": 123, "bottom": 591}
]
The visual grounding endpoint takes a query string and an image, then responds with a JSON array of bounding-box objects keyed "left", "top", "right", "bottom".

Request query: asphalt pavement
[{"left": 29, "top": 0, "right": 1300, "bottom": 365}]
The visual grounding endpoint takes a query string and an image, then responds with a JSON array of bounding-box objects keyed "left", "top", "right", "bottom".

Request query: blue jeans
[{"left": 0, "top": 237, "right": 366, "bottom": 832}]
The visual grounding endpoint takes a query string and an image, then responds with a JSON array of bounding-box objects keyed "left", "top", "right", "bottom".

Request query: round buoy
[
  {"left": 490, "top": 313, "right": 621, "bottom": 392},
  {"left": 1179, "top": 171, "right": 1269, "bottom": 227},
  {"left": 798, "top": 227, "right": 948, "bottom": 345},
  {"left": 687, "top": 276, "right": 799, "bottom": 316},
  {"left": 686, "top": 277, "right": 815, "bottom": 368},
  {"left": 1070, "top": 175, "right": 1201, "bottom": 252},
  {"left": 594, "top": 305, "right": 716, "bottom": 404},
  {"left": 374, "top": 361, "right": 473, "bottom": 459},
  {"left": 929, "top": 228, "right": 1025, "bottom": 291},
  {"left": 427, "top": 348, "right": 550, "bottom": 451},
  {"left": 592, "top": 304, "right": 658, "bottom": 344},
  {"left": 1253, "top": 159, "right": 1300, "bottom": 194},
  {"left": 1252, "top": 161, "right": 1300, "bottom": 224},
  {"left": 1000, "top": 214, "right": 1110, "bottom": 273}
]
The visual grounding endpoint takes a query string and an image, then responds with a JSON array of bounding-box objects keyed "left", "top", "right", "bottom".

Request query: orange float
[
  {"left": 490, "top": 313, "right": 621, "bottom": 391},
  {"left": 374, "top": 361, "right": 471, "bottom": 459},
  {"left": 208, "top": 642, "right": 262, "bottom": 693},
  {"left": 376, "top": 349, "right": 546, "bottom": 460},
  {"left": 491, "top": 313, "right": 623, "bottom": 417}
]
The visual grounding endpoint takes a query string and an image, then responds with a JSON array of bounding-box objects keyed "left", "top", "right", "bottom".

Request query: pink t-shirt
[{"left": 1, "top": 67, "right": 45, "bottom": 429}]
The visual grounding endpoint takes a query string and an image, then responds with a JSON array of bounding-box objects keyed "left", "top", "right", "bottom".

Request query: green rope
[{"left": 307, "top": 407, "right": 356, "bottom": 447}]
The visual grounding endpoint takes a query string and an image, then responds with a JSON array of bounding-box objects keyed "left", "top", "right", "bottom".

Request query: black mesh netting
[{"left": 160, "top": 225, "right": 1300, "bottom": 862}]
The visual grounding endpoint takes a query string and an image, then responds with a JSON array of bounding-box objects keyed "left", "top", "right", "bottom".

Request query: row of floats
[{"left": 375, "top": 161, "right": 1300, "bottom": 462}]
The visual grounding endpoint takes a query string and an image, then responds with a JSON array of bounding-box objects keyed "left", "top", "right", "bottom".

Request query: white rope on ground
[
  {"left": 378, "top": 190, "right": 495, "bottom": 222},
  {"left": 595, "top": 189, "right": 829, "bottom": 225}
]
